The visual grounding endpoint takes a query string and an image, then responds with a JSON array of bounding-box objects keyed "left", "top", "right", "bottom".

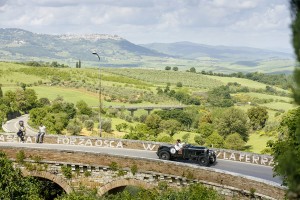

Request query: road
[
  {"left": 2, "top": 115, "right": 282, "bottom": 185},
  {"left": 3, "top": 114, "right": 36, "bottom": 135}
]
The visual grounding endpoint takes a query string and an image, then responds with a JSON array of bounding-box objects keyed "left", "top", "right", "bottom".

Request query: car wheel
[
  {"left": 159, "top": 151, "right": 170, "bottom": 160},
  {"left": 198, "top": 157, "right": 209, "bottom": 166}
]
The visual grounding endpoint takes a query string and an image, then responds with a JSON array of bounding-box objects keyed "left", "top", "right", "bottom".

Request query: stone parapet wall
[
  {"left": 0, "top": 133, "right": 273, "bottom": 166},
  {"left": 17, "top": 160, "right": 272, "bottom": 199},
  {"left": 0, "top": 146, "right": 285, "bottom": 199}
]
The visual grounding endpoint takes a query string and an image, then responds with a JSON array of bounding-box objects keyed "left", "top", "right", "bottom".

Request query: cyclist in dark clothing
[{"left": 17, "top": 120, "right": 26, "bottom": 142}]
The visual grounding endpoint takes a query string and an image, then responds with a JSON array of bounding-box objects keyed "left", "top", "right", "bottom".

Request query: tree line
[
  {"left": 165, "top": 66, "right": 293, "bottom": 90},
  {"left": 121, "top": 105, "right": 271, "bottom": 152},
  {"left": 17, "top": 61, "right": 70, "bottom": 68}
]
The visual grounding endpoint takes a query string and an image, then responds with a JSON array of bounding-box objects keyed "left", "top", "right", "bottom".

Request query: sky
[{"left": 0, "top": 0, "right": 293, "bottom": 53}]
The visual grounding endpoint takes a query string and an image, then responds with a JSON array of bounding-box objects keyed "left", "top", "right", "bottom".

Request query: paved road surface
[
  {"left": 2, "top": 115, "right": 282, "bottom": 185},
  {"left": 3, "top": 114, "right": 36, "bottom": 135}
]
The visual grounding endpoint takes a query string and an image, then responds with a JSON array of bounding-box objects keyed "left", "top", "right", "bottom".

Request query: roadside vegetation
[
  {"left": 58, "top": 183, "right": 223, "bottom": 200},
  {"left": 270, "top": 1, "right": 300, "bottom": 198}
]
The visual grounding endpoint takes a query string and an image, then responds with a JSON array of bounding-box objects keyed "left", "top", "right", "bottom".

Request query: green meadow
[
  {"left": 205, "top": 75, "right": 286, "bottom": 91},
  {"left": 246, "top": 133, "right": 275, "bottom": 154}
]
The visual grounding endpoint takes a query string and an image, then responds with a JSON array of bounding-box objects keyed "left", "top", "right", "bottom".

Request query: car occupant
[{"left": 174, "top": 139, "right": 183, "bottom": 154}]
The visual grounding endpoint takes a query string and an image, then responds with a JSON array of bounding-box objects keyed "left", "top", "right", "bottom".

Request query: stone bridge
[
  {"left": 0, "top": 145, "right": 285, "bottom": 200},
  {"left": 93, "top": 105, "right": 187, "bottom": 116}
]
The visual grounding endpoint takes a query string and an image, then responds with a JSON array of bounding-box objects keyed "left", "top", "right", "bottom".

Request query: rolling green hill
[{"left": 0, "top": 28, "right": 168, "bottom": 66}]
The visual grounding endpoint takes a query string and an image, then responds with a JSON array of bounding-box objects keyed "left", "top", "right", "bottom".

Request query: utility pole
[{"left": 92, "top": 52, "right": 102, "bottom": 137}]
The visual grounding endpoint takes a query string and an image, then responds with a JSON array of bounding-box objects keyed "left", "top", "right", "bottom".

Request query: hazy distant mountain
[
  {"left": 141, "top": 41, "right": 293, "bottom": 61},
  {"left": 0, "top": 28, "right": 295, "bottom": 73},
  {"left": 0, "top": 28, "right": 167, "bottom": 65}
]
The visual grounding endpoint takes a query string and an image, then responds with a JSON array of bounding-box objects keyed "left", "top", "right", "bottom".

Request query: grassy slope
[
  {"left": 103, "top": 68, "right": 223, "bottom": 89},
  {"left": 233, "top": 92, "right": 296, "bottom": 112},
  {"left": 262, "top": 102, "right": 296, "bottom": 111},
  {"left": 173, "top": 131, "right": 198, "bottom": 144},
  {"left": 205, "top": 75, "right": 287, "bottom": 91},
  {"left": 240, "top": 92, "right": 293, "bottom": 102},
  {"left": 0, "top": 62, "right": 48, "bottom": 85},
  {"left": 33, "top": 86, "right": 99, "bottom": 106},
  {"left": 246, "top": 133, "right": 275, "bottom": 154},
  {"left": 2, "top": 86, "right": 100, "bottom": 107}
]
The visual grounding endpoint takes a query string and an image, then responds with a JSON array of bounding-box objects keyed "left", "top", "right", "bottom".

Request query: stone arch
[
  {"left": 98, "top": 179, "right": 154, "bottom": 196},
  {"left": 21, "top": 169, "right": 73, "bottom": 194}
]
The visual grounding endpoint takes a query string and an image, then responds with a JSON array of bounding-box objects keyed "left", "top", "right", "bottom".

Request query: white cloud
[
  {"left": 230, "top": 4, "right": 290, "bottom": 31},
  {"left": 210, "top": 0, "right": 259, "bottom": 9}
]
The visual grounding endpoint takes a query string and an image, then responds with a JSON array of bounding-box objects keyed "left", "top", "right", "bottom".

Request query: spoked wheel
[
  {"left": 159, "top": 151, "right": 170, "bottom": 160},
  {"left": 198, "top": 157, "right": 209, "bottom": 166}
]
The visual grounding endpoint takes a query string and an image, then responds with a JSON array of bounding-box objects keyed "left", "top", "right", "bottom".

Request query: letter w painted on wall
[{"left": 143, "top": 143, "right": 156, "bottom": 151}]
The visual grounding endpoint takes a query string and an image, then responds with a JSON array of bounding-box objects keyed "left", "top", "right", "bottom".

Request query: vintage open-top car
[{"left": 156, "top": 144, "right": 216, "bottom": 166}]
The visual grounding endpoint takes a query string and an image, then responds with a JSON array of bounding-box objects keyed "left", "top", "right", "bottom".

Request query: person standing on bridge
[
  {"left": 17, "top": 120, "right": 26, "bottom": 142},
  {"left": 36, "top": 123, "right": 46, "bottom": 143}
]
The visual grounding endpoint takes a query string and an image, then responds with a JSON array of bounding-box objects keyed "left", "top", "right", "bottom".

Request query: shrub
[
  {"left": 16, "top": 150, "right": 26, "bottom": 164},
  {"left": 176, "top": 82, "right": 183, "bottom": 87},
  {"left": 84, "top": 120, "right": 94, "bottom": 131},
  {"left": 117, "top": 169, "right": 127, "bottom": 177},
  {"left": 247, "top": 106, "right": 269, "bottom": 130},
  {"left": 61, "top": 165, "right": 72, "bottom": 179},
  {"left": 66, "top": 119, "right": 82, "bottom": 135},
  {"left": 145, "top": 114, "right": 161, "bottom": 130},
  {"left": 76, "top": 100, "right": 92, "bottom": 116},
  {"left": 159, "top": 119, "right": 181, "bottom": 136},
  {"left": 109, "top": 162, "right": 118, "bottom": 171},
  {"left": 215, "top": 107, "right": 249, "bottom": 141},
  {"left": 79, "top": 114, "right": 89, "bottom": 123},
  {"left": 131, "top": 164, "right": 138, "bottom": 175},
  {"left": 125, "top": 115, "right": 133, "bottom": 122},
  {"left": 157, "top": 135, "right": 173, "bottom": 143},
  {"left": 198, "top": 123, "right": 214, "bottom": 138},
  {"left": 194, "top": 135, "right": 205, "bottom": 145},
  {"left": 224, "top": 133, "right": 245, "bottom": 150},
  {"left": 101, "top": 118, "right": 112, "bottom": 133},
  {"left": 116, "top": 124, "right": 122, "bottom": 132},
  {"left": 84, "top": 171, "right": 91, "bottom": 177},
  {"left": 32, "top": 155, "right": 42, "bottom": 163},
  {"left": 205, "top": 132, "right": 224, "bottom": 148},
  {"left": 182, "top": 133, "right": 190, "bottom": 143},
  {"left": 158, "top": 181, "right": 168, "bottom": 190},
  {"left": 138, "top": 114, "right": 147, "bottom": 123},
  {"left": 165, "top": 66, "right": 171, "bottom": 70}
]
